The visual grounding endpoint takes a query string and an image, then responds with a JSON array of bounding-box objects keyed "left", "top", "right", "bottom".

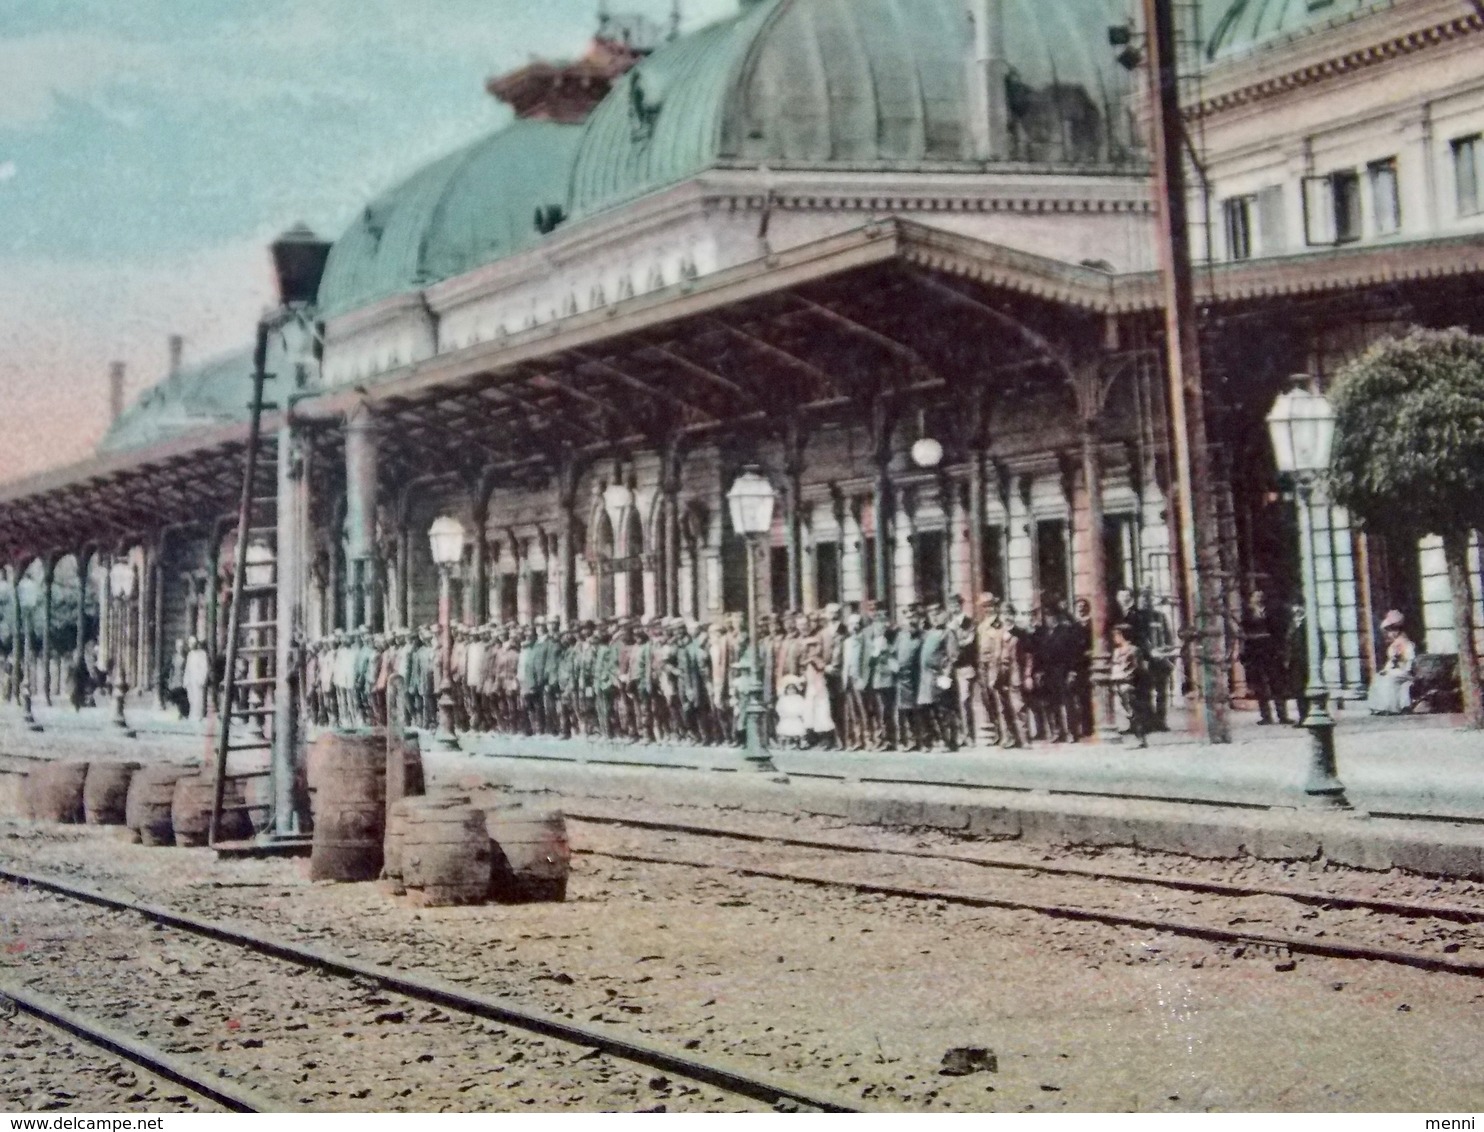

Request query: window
[
  {"left": 1223, "top": 196, "right": 1254, "bottom": 261},
  {"left": 1332, "top": 170, "right": 1362, "bottom": 242},
  {"left": 528, "top": 572, "right": 548, "bottom": 620},
  {"left": 912, "top": 530, "right": 947, "bottom": 610},
  {"left": 1255, "top": 185, "right": 1287, "bottom": 254},
  {"left": 1454, "top": 135, "right": 1481, "bottom": 217},
  {"left": 980, "top": 526, "right": 1005, "bottom": 600},
  {"left": 1034, "top": 520, "right": 1070, "bottom": 609},
  {"left": 769, "top": 546, "right": 789, "bottom": 614},
  {"left": 815, "top": 542, "right": 841, "bottom": 609},
  {"left": 1303, "top": 170, "right": 1363, "bottom": 246},
  {"left": 1369, "top": 158, "right": 1401, "bottom": 235}
]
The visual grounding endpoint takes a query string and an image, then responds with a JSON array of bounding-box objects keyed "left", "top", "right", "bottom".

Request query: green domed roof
[
  {"left": 1205, "top": 0, "right": 1391, "bottom": 61},
  {"left": 570, "top": 0, "right": 1138, "bottom": 219},
  {"left": 317, "top": 118, "right": 583, "bottom": 319},
  {"left": 99, "top": 349, "right": 257, "bottom": 454}
]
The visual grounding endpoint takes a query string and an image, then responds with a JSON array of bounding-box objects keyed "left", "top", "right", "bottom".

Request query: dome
[
  {"left": 1205, "top": 0, "right": 1392, "bottom": 62},
  {"left": 569, "top": 0, "right": 1139, "bottom": 219},
  {"left": 99, "top": 349, "right": 257, "bottom": 454},
  {"left": 316, "top": 118, "right": 583, "bottom": 319}
]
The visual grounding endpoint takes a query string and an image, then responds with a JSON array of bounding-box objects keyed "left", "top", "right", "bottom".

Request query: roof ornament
[{"left": 628, "top": 68, "right": 662, "bottom": 141}]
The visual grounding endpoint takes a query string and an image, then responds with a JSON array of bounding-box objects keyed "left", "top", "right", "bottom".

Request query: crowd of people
[
  {"left": 0, "top": 587, "right": 1422, "bottom": 739},
  {"left": 297, "top": 589, "right": 1184, "bottom": 751}
]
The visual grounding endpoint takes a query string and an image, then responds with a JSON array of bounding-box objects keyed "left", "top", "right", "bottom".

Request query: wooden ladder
[{"left": 209, "top": 326, "right": 279, "bottom": 846}]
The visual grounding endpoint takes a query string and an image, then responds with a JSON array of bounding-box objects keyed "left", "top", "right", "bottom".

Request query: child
[
  {"left": 1110, "top": 623, "right": 1148, "bottom": 748},
  {"left": 775, "top": 676, "right": 808, "bottom": 748}
]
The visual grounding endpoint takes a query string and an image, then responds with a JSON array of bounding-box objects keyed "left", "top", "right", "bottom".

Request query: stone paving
[{"left": 8, "top": 697, "right": 1478, "bottom": 818}]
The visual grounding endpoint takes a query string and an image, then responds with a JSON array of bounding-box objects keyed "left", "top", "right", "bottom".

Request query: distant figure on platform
[
  {"left": 166, "top": 638, "right": 189, "bottom": 719},
  {"left": 1367, "top": 609, "right": 1417, "bottom": 716},
  {"left": 1241, "top": 590, "right": 1288, "bottom": 725},
  {"left": 184, "top": 636, "right": 211, "bottom": 721},
  {"left": 1110, "top": 623, "right": 1148, "bottom": 748}
]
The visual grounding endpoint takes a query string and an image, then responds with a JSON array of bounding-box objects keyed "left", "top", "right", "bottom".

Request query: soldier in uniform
[
  {"left": 949, "top": 595, "right": 978, "bottom": 744},
  {"left": 416, "top": 627, "right": 437, "bottom": 730},
  {"left": 592, "top": 624, "right": 619, "bottom": 739},
  {"left": 890, "top": 610, "right": 923, "bottom": 751},
  {"left": 917, "top": 605, "right": 959, "bottom": 751},
  {"left": 976, "top": 596, "right": 1014, "bottom": 747},
  {"left": 865, "top": 607, "right": 896, "bottom": 750},
  {"left": 464, "top": 626, "right": 488, "bottom": 732}
]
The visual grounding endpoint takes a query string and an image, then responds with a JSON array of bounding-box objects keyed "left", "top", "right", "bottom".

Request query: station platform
[{"left": 3, "top": 700, "right": 1483, "bottom": 881}]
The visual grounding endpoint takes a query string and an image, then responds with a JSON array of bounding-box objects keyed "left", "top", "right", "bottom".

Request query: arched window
[
  {"left": 624, "top": 509, "right": 645, "bottom": 619},
  {"left": 595, "top": 509, "right": 616, "bottom": 620}
]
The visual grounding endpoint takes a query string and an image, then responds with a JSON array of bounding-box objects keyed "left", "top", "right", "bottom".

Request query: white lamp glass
[
  {"left": 109, "top": 560, "right": 135, "bottom": 600},
  {"left": 727, "top": 468, "right": 776, "bottom": 537},
  {"left": 603, "top": 481, "right": 633, "bottom": 514},
  {"left": 911, "top": 437, "right": 944, "bottom": 469},
  {"left": 428, "top": 515, "right": 466, "bottom": 568},
  {"left": 245, "top": 541, "right": 275, "bottom": 587},
  {"left": 1267, "top": 381, "right": 1337, "bottom": 477}
]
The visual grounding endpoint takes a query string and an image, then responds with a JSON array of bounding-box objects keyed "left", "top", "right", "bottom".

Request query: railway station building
[{"left": 2, "top": 0, "right": 1483, "bottom": 737}]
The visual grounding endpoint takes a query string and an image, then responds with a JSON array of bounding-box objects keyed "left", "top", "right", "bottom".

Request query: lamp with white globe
[
  {"left": 428, "top": 516, "right": 465, "bottom": 749},
  {"left": 1266, "top": 377, "right": 1348, "bottom": 810},
  {"left": 726, "top": 467, "right": 782, "bottom": 776}
]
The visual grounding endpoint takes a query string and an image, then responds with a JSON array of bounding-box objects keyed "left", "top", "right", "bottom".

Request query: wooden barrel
[
  {"left": 126, "top": 765, "right": 190, "bottom": 846},
  {"left": 382, "top": 794, "right": 468, "bottom": 896},
  {"left": 83, "top": 762, "right": 140, "bottom": 826},
  {"left": 24, "top": 761, "right": 90, "bottom": 824},
  {"left": 485, "top": 804, "right": 570, "bottom": 903},
  {"left": 171, "top": 775, "right": 250, "bottom": 848},
  {"left": 384, "top": 738, "right": 425, "bottom": 831},
  {"left": 399, "top": 802, "right": 490, "bottom": 907},
  {"left": 308, "top": 733, "right": 386, "bottom": 882}
]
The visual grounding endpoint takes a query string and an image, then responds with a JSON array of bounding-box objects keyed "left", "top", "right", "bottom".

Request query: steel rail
[
  {"left": 0, "top": 979, "right": 280, "bottom": 1112},
  {"left": 0, "top": 865, "right": 857, "bottom": 1114},
  {"left": 567, "top": 811, "right": 1484, "bottom": 924},
  {"left": 575, "top": 846, "right": 1484, "bottom": 979}
]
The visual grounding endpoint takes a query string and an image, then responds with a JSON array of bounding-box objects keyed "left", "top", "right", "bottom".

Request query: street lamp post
[
  {"left": 726, "top": 468, "right": 783, "bottom": 776},
  {"left": 108, "top": 560, "right": 136, "bottom": 738},
  {"left": 428, "top": 515, "right": 465, "bottom": 751},
  {"left": 1267, "top": 378, "right": 1349, "bottom": 810}
]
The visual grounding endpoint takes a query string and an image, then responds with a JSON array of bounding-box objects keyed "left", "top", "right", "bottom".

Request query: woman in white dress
[{"left": 1367, "top": 610, "right": 1416, "bottom": 715}]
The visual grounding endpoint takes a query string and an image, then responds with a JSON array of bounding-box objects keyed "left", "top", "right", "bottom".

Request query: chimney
[
  {"left": 966, "top": 0, "right": 1009, "bottom": 161},
  {"left": 168, "top": 335, "right": 183, "bottom": 378},
  {"left": 108, "top": 362, "right": 126, "bottom": 424}
]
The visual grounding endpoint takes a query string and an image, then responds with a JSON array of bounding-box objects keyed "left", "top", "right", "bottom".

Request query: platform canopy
[{"left": 3, "top": 220, "right": 1483, "bottom": 564}]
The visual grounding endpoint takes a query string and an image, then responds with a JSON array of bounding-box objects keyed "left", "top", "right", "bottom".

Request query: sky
[{"left": 0, "top": 0, "right": 735, "bottom": 485}]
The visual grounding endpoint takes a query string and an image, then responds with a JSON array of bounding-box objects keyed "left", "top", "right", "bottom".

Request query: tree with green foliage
[{"left": 1328, "top": 326, "right": 1484, "bottom": 729}]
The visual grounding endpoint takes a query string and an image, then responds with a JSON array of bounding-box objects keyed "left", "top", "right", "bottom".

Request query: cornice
[
  {"left": 1193, "top": 4, "right": 1483, "bottom": 119},
  {"left": 324, "top": 291, "right": 432, "bottom": 344}
]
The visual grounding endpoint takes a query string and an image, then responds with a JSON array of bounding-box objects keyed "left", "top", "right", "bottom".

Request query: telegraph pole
[{"left": 1140, "top": 0, "right": 1232, "bottom": 743}]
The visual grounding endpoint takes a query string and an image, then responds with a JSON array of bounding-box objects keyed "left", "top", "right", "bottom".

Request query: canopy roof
[
  {"left": 98, "top": 348, "right": 257, "bottom": 454},
  {"left": 316, "top": 119, "right": 583, "bottom": 319}
]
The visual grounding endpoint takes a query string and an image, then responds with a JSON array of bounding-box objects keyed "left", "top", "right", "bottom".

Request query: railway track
[
  {"left": 0, "top": 865, "right": 856, "bottom": 1113},
  {"left": 0, "top": 981, "right": 271, "bottom": 1112},
  {"left": 566, "top": 811, "right": 1484, "bottom": 978}
]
